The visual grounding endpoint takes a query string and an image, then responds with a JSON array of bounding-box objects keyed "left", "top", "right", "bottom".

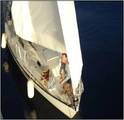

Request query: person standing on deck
[
  {"left": 60, "top": 53, "right": 71, "bottom": 85},
  {"left": 59, "top": 53, "right": 75, "bottom": 107}
]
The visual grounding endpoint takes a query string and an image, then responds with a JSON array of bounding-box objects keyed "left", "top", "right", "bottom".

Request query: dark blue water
[
  {"left": 75, "top": 1, "right": 123, "bottom": 118},
  {"left": 1, "top": 1, "right": 123, "bottom": 119}
]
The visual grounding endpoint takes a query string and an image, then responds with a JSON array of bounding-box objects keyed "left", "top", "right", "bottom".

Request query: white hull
[
  {"left": 8, "top": 43, "right": 77, "bottom": 118},
  {"left": 34, "top": 80, "right": 77, "bottom": 118}
]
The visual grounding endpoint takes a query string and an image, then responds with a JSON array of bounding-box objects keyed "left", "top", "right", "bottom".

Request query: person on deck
[
  {"left": 41, "top": 67, "right": 54, "bottom": 89},
  {"left": 60, "top": 53, "right": 71, "bottom": 85},
  {"left": 59, "top": 53, "right": 75, "bottom": 107}
]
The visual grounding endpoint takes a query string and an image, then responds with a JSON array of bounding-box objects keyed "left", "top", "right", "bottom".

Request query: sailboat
[{"left": 2, "top": 1, "right": 84, "bottom": 118}]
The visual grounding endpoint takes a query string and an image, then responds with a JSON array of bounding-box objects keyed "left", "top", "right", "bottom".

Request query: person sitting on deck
[
  {"left": 41, "top": 67, "right": 54, "bottom": 89},
  {"left": 42, "top": 69, "right": 50, "bottom": 81},
  {"left": 40, "top": 67, "right": 50, "bottom": 88}
]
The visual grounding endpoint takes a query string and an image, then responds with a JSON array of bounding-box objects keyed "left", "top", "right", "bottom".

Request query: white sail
[
  {"left": 57, "top": 1, "right": 83, "bottom": 95},
  {"left": 11, "top": 1, "right": 66, "bottom": 53},
  {"left": 11, "top": 0, "right": 83, "bottom": 98}
]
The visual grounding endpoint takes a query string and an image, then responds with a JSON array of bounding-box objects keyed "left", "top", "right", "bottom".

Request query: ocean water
[{"left": 1, "top": 1, "right": 123, "bottom": 119}]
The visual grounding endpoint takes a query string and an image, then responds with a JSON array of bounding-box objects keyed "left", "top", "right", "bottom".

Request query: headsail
[
  {"left": 11, "top": 1, "right": 83, "bottom": 95},
  {"left": 57, "top": 1, "right": 83, "bottom": 95},
  {"left": 11, "top": 1, "right": 66, "bottom": 53}
]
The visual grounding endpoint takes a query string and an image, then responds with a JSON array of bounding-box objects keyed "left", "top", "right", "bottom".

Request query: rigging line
[{"left": 47, "top": 56, "right": 59, "bottom": 62}]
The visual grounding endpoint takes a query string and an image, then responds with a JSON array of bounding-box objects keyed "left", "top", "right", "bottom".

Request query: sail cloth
[
  {"left": 12, "top": 1, "right": 83, "bottom": 95},
  {"left": 57, "top": 1, "right": 83, "bottom": 95},
  {"left": 11, "top": 1, "right": 66, "bottom": 53}
]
